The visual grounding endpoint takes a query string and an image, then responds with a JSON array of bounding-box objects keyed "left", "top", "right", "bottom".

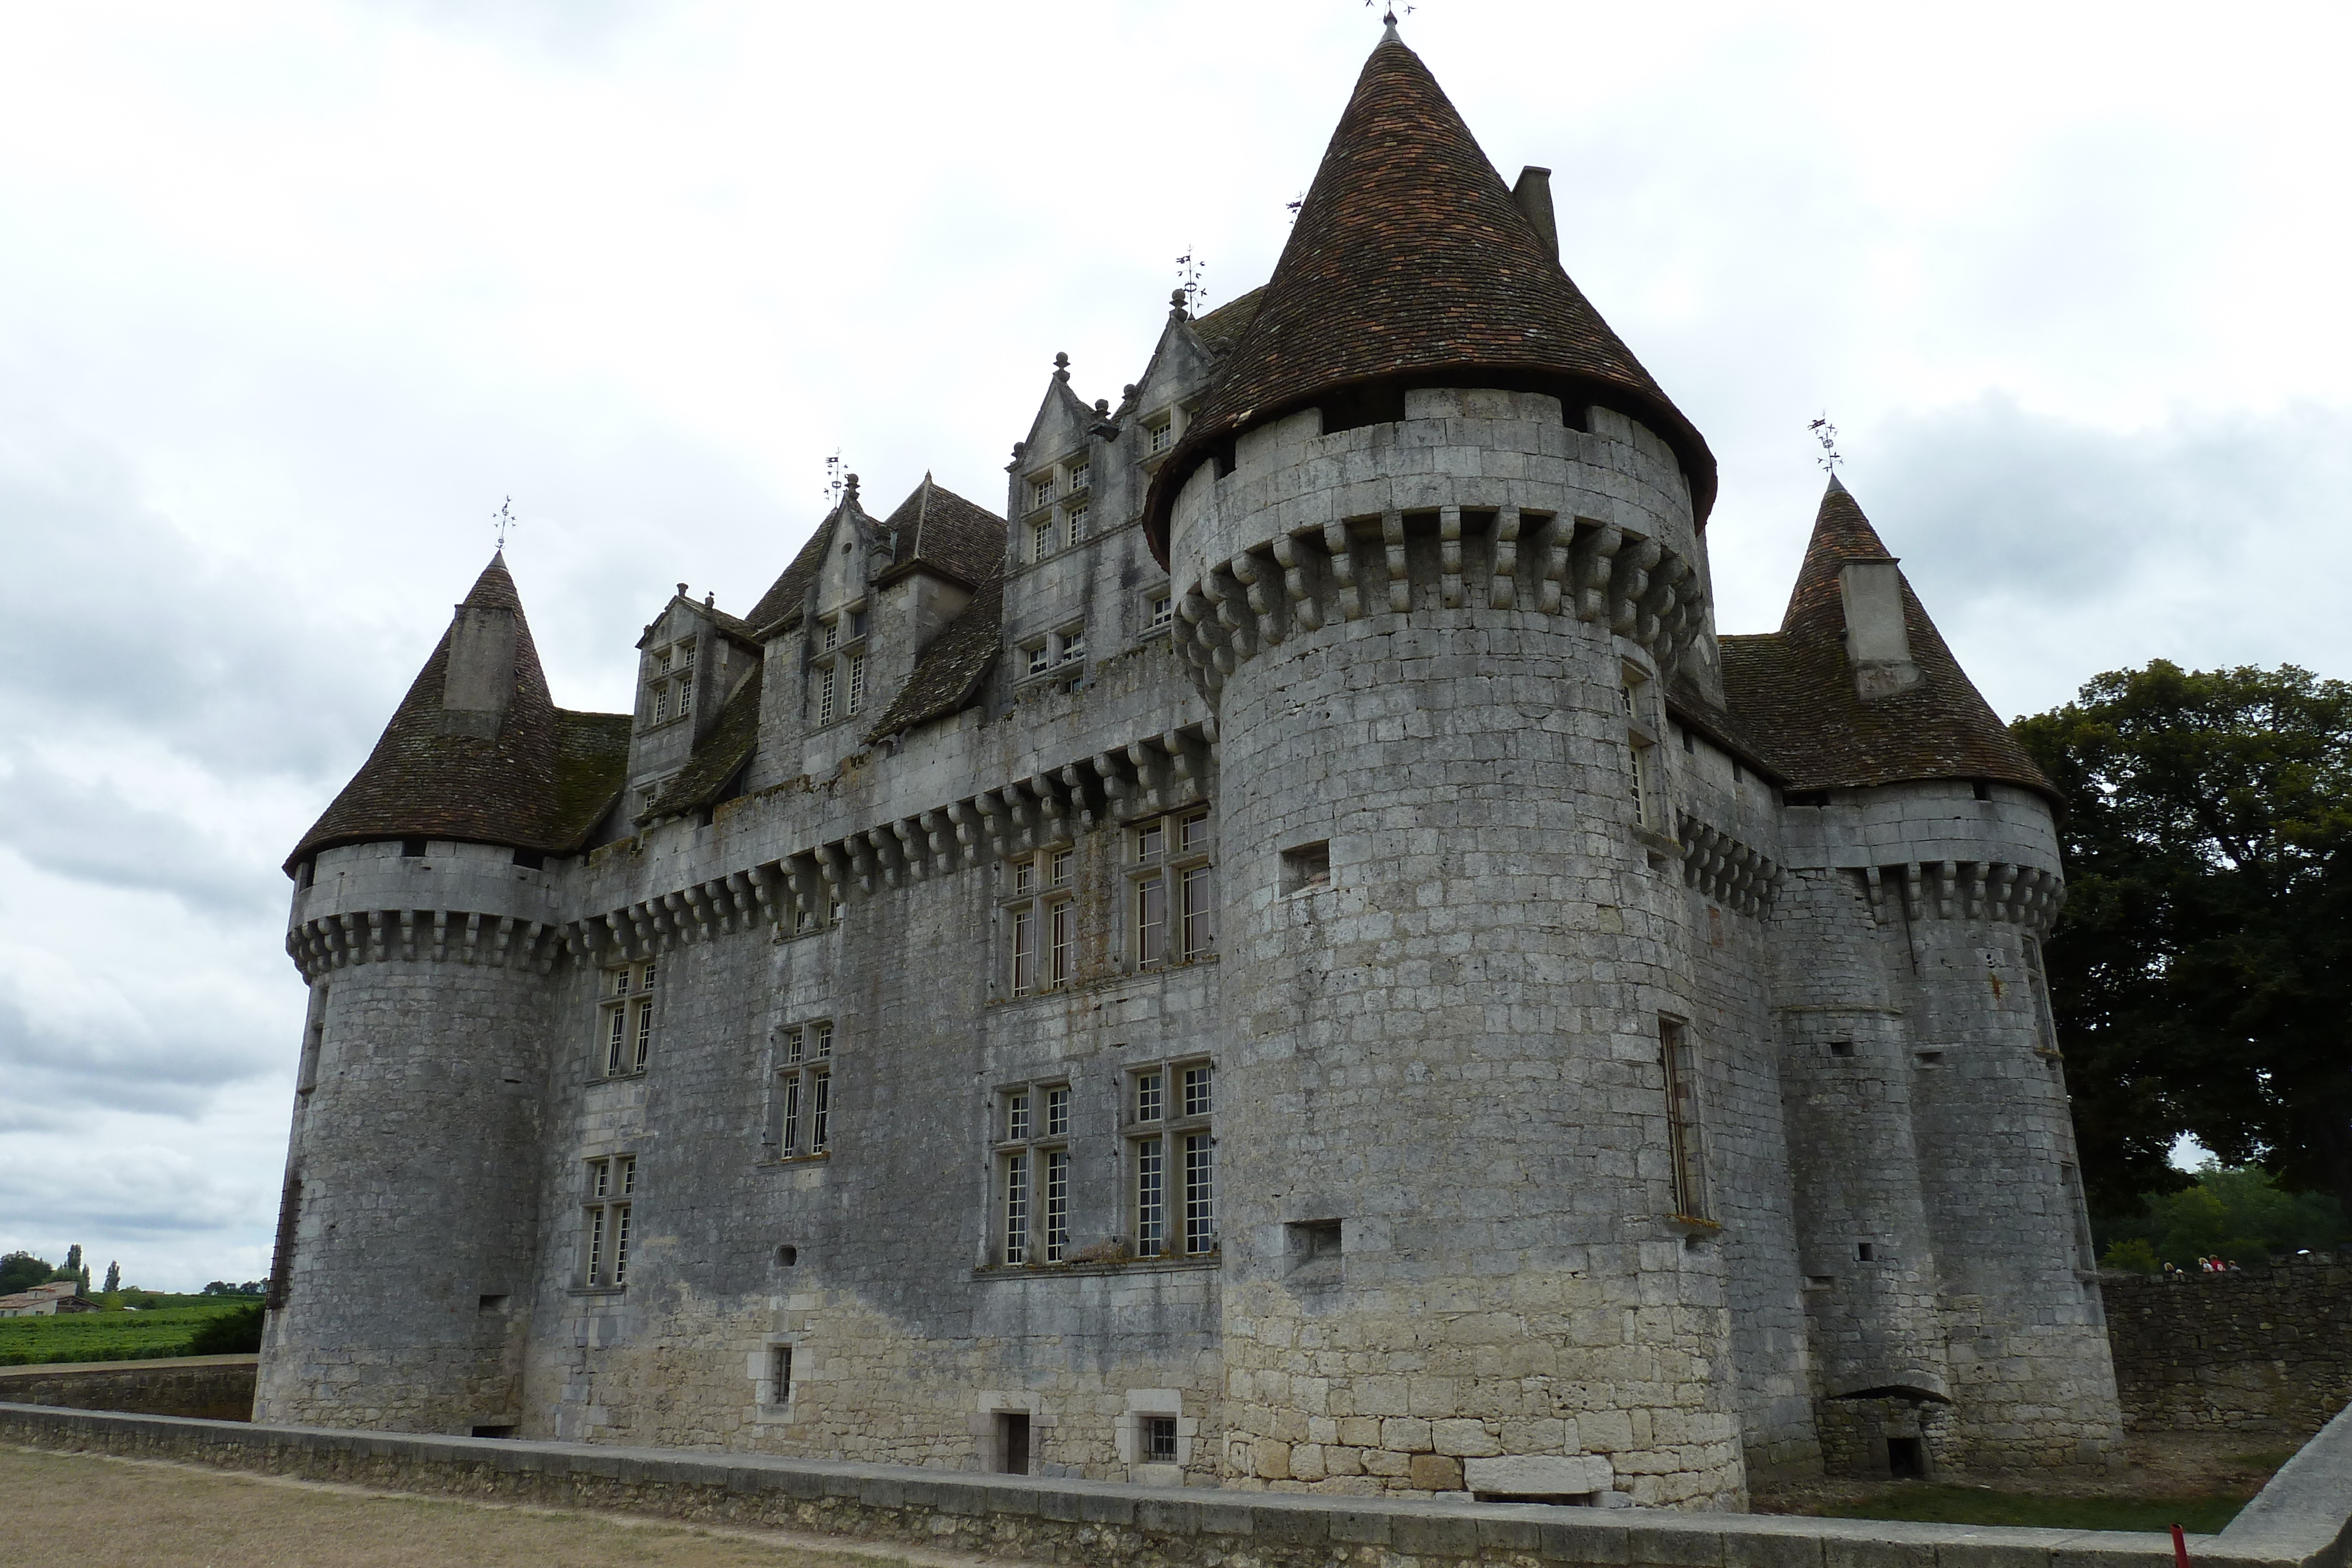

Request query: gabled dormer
[
  {"left": 1007, "top": 353, "right": 1115, "bottom": 571},
  {"left": 624, "top": 586, "right": 761, "bottom": 822}
]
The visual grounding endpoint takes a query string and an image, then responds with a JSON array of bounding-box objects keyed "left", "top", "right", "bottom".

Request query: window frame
[
  {"left": 1003, "top": 848, "right": 1078, "bottom": 997},
  {"left": 595, "top": 959, "right": 659, "bottom": 1079},
  {"left": 993, "top": 1078, "right": 1073, "bottom": 1266},
  {"left": 1659, "top": 1017, "right": 1709, "bottom": 1224},
  {"left": 1127, "top": 810, "right": 1214, "bottom": 969},
  {"left": 581, "top": 1154, "right": 637, "bottom": 1289},
  {"left": 807, "top": 607, "right": 868, "bottom": 729},
  {"left": 769, "top": 1019, "right": 836, "bottom": 1160},
  {"left": 1126, "top": 1057, "right": 1215, "bottom": 1258}
]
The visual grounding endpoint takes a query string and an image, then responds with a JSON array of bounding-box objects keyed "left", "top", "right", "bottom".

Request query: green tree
[
  {"left": 2094, "top": 1164, "right": 2350, "bottom": 1268},
  {"left": 186, "top": 1302, "right": 264, "bottom": 1355},
  {"left": 102, "top": 1261, "right": 121, "bottom": 1294},
  {"left": 0, "top": 1252, "right": 54, "bottom": 1295},
  {"left": 2100, "top": 1238, "right": 2161, "bottom": 1273},
  {"left": 2014, "top": 661, "right": 2352, "bottom": 1215}
]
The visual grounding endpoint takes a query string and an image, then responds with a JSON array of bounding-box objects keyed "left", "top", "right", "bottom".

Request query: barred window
[
  {"left": 770, "top": 1020, "right": 836, "bottom": 1158},
  {"left": 582, "top": 1154, "right": 636, "bottom": 1288},
  {"left": 1660, "top": 1018, "right": 1707, "bottom": 1222},
  {"left": 596, "top": 961, "right": 657, "bottom": 1078},
  {"left": 1622, "top": 665, "right": 1662, "bottom": 833}
]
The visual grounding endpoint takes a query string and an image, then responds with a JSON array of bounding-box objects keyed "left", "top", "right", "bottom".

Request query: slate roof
[
  {"left": 641, "top": 665, "right": 763, "bottom": 822},
  {"left": 1187, "top": 287, "right": 1263, "bottom": 357},
  {"left": 867, "top": 567, "right": 1004, "bottom": 741},
  {"left": 286, "top": 555, "right": 631, "bottom": 871},
  {"left": 1719, "top": 479, "right": 2056, "bottom": 802},
  {"left": 1143, "top": 29, "right": 1715, "bottom": 563},
  {"left": 876, "top": 475, "right": 1004, "bottom": 590},
  {"left": 744, "top": 478, "right": 1005, "bottom": 636}
]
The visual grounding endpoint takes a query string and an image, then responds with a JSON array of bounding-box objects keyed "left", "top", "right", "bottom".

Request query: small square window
[
  {"left": 1065, "top": 504, "right": 1088, "bottom": 540},
  {"left": 1135, "top": 1071, "right": 1162, "bottom": 1123},
  {"left": 1148, "top": 594, "right": 1173, "bottom": 630},
  {"left": 1146, "top": 1415, "right": 1178, "bottom": 1463},
  {"left": 1025, "top": 643, "right": 1050, "bottom": 676},
  {"left": 1031, "top": 476, "right": 1056, "bottom": 510},
  {"left": 1049, "top": 848, "right": 1074, "bottom": 887},
  {"left": 1281, "top": 841, "right": 1331, "bottom": 894},
  {"left": 1146, "top": 419, "right": 1172, "bottom": 454},
  {"left": 823, "top": 619, "right": 839, "bottom": 653},
  {"left": 1137, "top": 823, "right": 1164, "bottom": 861},
  {"left": 1068, "top": 461, "right": 1090, "bottom": 492},
  {"left": 1060, "top": 628, "right": 1084, "bottom": 664},
  {"left": 1031, "top": 519, "right": 1055, "bottom": 562},
  {"left": 1045, "top": 1085, "right": 1070, "bottom": 1138},
  {"left": 656, "top": 650, "right": 673, "bottom": 674},
  {"left": 678, "top": 640, "right": 695, "bottom": 667},
  {"left": 1013, "top": 858, "right": 1037, "bottom": 895},
  {"left": 1006, "top": 1091, "right": 1031, "bottom": 1143}
]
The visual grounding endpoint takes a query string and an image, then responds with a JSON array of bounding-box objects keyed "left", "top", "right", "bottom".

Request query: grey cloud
[
  {"left": 0, "top": 752, "right": 284, "bottom": 918},
  {"left": 0, "top": 984, "right": 283, "bottom": 1128}
]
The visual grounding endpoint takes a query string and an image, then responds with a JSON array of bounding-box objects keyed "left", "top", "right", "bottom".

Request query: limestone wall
[
  {"left": 2104, "top": 1259, "right": 2352, "bottom": 1439},
  {"left": 0, "top": 1355, "right": 255, "bottom": 1420}
]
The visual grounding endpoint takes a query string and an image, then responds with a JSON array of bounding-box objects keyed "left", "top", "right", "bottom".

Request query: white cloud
[{"left": 0, "top": 0, "right": 2346, "bottom": 1286}]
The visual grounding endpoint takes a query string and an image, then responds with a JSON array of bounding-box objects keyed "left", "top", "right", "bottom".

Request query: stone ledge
[{"left": 0, "top": 1402, "right": 2286, "bottom": 1568}]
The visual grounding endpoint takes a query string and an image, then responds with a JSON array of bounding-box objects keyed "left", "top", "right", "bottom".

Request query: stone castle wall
[{"left": 2104, "top": 1259, "right": 2352, "bottom": 1439}]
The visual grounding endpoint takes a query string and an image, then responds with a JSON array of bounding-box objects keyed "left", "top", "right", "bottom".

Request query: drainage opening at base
[
  {"left": 1472, "top": 1492, "right": 1598, "bottom": 1507},
  {"left": 1887, "top": 1436, "right": 1926, "bottom": 1478},
  {"left": 470, "top": 1425, "right": 517, "bottom": 1439}
]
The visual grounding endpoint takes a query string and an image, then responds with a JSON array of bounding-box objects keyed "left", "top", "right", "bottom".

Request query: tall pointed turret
[
  {"left": 286, "top": 554, "right": 624, "bottom": 871},
  {"left": 1720, "top": 479, "right": 2053, "bottom": 798},
  {"left": 1144, "top": 26, "right": 1714, "bottom": 560}
]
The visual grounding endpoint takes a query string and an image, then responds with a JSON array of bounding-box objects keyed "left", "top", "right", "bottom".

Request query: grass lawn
[
  {"left": 0, "top": 1297, "right": 254, "bottom": 1366},
  {"left": 0, "top": 1446, "right": 1015, "bottom": 1568},
  {"left": 1827, "top": 1483, "right": 2251, "bottom": 1532}
]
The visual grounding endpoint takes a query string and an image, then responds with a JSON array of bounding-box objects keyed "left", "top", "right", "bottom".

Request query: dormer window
[
  {"left": 1146, "top": 417, "right": 1173, "bottom": 454},
  {"left": 1065, "top": 504, "right": 1089, "bottom": 542},
  {"left": 644, "top": 637, "right": 697, "bottom": 727},
  {"left": 810, "top": 610, "right": 866, "bottom": 728},
  {"left": 1031, "top": 476, "right": 1057, "bottom": 511},
  {"left": 822, "top": 619, "right": 839, "bottom": 653},
  {"left": 1025, "top": 641, "right": 1050, "bottom": 677},
  {"left": 1059, "top": 628, "right": 1085, "bottom": 664},
  {"left": 1148, "top": 593, "right": 1173, "bottom": 631},
  {"left": 1068, "top": 461, "right": 1090, "bottom": 493},
  {"left": 1030, "top": 517, "right": 1055, "bottom": 563}
]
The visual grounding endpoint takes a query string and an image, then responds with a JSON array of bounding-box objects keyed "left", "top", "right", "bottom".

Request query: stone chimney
[
  {"left": 1838, "top": 557, "right": 1923, "bottom": 700},
  {"left": 440, "top": 603, "right": 518, "bottom": 737},
  {"left": 1512, "top": 165, "right": 1558, "bottom": 259}
]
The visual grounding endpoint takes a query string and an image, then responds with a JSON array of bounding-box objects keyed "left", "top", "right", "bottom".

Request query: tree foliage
[
  {"left": 0, "top": 1253, "right": 54, "bottom": 1295},
  {"left": 2014, "top": 660, "right": 2352, "bottom": 1215},
  {"left": 2095, "top": 1164, "right": 2350, "bottom": 1269}
]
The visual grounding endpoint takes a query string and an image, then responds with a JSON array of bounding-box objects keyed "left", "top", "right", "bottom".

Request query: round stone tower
[
  {"left": 256, "top": 556, "right": 609, "bottom": 1434},
  {"left": 1144, "top": 28, "right": 1739, "bottom": 1507}
]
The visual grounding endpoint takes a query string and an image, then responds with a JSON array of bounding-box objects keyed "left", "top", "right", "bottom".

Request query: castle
[{"left": 256, "top": 25, "right": 2123, "bottom": 1509}]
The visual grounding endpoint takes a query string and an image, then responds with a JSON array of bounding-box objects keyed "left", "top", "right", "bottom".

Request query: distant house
[{"left": 0, "top": 1281, "right": 96, "bottom": 1317}]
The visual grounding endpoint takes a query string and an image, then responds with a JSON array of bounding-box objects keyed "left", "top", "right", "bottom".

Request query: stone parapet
[
  {"left": 0, "top": 1356, "right": 255, "bottom": 1421},
  {"left": 0, "top": 1402, "right": 2246, "bottom": 1568},
  {"left": 2105, "top": 1260, "right": 2352, "bottom": 1439}
]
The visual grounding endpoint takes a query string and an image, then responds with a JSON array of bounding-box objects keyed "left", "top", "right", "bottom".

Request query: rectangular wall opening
[
  {"left": 995, "top": 1411, "right": 1031, "bottom": 1475},
  {"left": 1145, "top": 1415, "right": 1178, "bottom": 1463},
  {"left": 1887, "top": 1436, "right": 1925, "bottom": 1478},
  {"left": 1280, "top": 841, "right": 1331, "bottom": 894}
]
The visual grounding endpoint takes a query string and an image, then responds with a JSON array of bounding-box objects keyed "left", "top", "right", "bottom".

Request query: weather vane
[
  {"left": 492, "top": 496, "right": 518, "bottom": 550},
  {"left": 1174, "top": 250, "right": 1208, "bottom": 317},
  {"left": 825, "top": 451, "right": 846, "bottom": 506},
  {"left": 1365, "top": 1, "right": 1416, "bottom": 18},
  {"left": 1809, "top": 415, "right": 1842, "bottom": 474}
]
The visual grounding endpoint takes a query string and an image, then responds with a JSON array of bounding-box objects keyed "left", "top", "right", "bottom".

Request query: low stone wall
[
  {"left": 2104, "top": 1257, "right": 2352, "bottom": 1439},
  {"left": 0, "top": 1356, "right": 255, "bottom": 1421},
  {"left": 0, "top": 1401, "right": 2224, "bottom": 1568}
]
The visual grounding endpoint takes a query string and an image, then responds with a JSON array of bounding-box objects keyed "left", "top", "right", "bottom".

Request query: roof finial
[
  {"left": 1809, "top": 414, "right": 1843, "bottom": 476},
  {"left": 491, "top": 495, "right": 518, "bottom": 553},
  {"left": 1369, "top": 1, "right": 1407, "bottom": 40},
  {"left": 844, "top": 472, "right": 860, "bottom": 504},
  {"left": 1053, "top": 352, "right": 1071, "bottom": 383}
]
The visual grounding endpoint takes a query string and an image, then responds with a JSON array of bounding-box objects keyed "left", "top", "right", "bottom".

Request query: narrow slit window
[
  {"left": 1136, "top": 1136, "right": 1165, "bottom": 1257},
  {"left": 1661, "top": 1018, "right": 1707, "bottom": 1222},
  {"left": 1003, "top": 1152, "right": 1030, "bottom": 1265},
  {"left": 1044, "top": 1149, "right": 1070, "bottom": 1262}
]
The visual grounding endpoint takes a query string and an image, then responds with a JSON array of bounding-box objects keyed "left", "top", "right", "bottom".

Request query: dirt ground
[
  {"left": 0, "top": 1445, "right": 1034, "bottom": 1568},
  {"left": 1749, "top": 1430, "right": 2300, "bottom": 1516}
]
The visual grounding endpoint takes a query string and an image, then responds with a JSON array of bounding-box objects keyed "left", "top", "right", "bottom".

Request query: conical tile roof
[
  {"left": 1143, "top": 28, "right": 1714, "bottom": 561},
  {"left": 1718, "top": 479, "right": 2054, "bottom": 801},
  {"left": 286, "top": 554, "right": 630, "bottom": 871}
]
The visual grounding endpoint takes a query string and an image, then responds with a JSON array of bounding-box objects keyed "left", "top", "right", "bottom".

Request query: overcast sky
[{"left": 2, "top": 0, "right": 2345, "bottom": 1289}]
